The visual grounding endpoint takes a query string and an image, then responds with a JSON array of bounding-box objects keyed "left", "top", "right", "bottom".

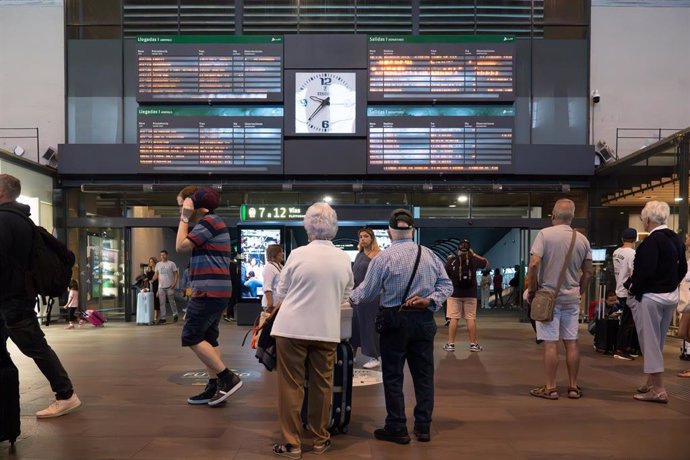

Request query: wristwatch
[{"left": 180, "top": 216, "right": 189, "bottom": 224}]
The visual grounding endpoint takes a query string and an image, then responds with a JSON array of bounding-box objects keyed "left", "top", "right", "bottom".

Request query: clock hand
[
  {"left": 307, "top": 97, "right": 330, "bottom": 121},
  {"left": 309, "top": 96, "right": 324, "bottom": 103}
]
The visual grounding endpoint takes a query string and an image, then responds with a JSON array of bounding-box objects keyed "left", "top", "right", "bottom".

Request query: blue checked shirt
[{"left": 350, "top": 239, "right": 453, "bottom": 311}]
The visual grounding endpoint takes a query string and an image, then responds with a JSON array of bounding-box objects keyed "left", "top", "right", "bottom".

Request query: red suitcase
[{"left": 82, "top": 309, "right": 105, "bottom": 327}]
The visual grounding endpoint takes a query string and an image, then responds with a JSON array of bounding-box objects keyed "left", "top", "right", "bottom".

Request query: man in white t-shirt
[
  {"left": 527, "top": 199, "right": 593, "bottom": 400},
  {"left": 612, "top": 228, "right": 637, "bottom": 361},
  {"left": 153, "top": 250, "right": 179, "bottom": 324}
]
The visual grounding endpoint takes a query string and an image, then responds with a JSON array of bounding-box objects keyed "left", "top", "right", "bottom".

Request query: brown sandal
[
  {"left": 636, "top": 384, "right": 653, "bottom": 393},
  {"left": 677, "top": 369, "right": 690, "bottom": 378},
  {"left": 567, "top": 386, "right": 583, "bottom": 399},
  {"left": 633, "top": 391, "right": 668, "bottom": 404},
  {"left": 530, "top": 385, "right": 559, "bottom": 400}
]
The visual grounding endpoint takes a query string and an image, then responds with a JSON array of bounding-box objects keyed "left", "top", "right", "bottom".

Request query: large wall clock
[{"left": 294, "top": 72, "right": 357, "bottom": 134}]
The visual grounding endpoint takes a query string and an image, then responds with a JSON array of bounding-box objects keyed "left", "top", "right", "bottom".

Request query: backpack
[
  {"left": 455, "top": 255, "right": 473, "bottom": 289},
  {"left": 0, "top": 208, "right": 75, "bottom": 298}
]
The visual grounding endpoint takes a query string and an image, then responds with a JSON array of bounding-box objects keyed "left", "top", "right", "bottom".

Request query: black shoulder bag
[{"left": 375, "top": 245, "right": 422, "bottom": 334}]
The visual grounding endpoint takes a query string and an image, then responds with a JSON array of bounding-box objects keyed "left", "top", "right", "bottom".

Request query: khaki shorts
[{"left": 447, "top": 297, "right": 477, "bottom": 320}]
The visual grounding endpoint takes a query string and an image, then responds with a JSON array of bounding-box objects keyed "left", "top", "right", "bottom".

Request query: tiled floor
[{"left": 2, "top": 311, "right": 689, "bottom": 459}]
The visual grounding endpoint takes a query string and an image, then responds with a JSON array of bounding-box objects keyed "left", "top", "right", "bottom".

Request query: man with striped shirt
[
  {"left": 176, "top": 186, "right": 242, "bottom": 407},
  {"left": 350, "top": 209, "right": 452, "bottom": 444}
]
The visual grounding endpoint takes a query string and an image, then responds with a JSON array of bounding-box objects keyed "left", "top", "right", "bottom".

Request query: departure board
[
  {"left": 137, "top": 107, "right": 283, "bottom": 174},
  {"left": 136, "top": 36, "right": 283, "bottom": 102},
  {"left": 368, "top": 35, "right": 515, "bottom": 102},
  {"left": 368, "top": 106, "right": 514, "bottom": 174}
]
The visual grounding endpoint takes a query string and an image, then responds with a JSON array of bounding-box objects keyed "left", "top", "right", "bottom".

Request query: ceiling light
[
  {"left": 13, "top": 146, "right": 25, "bottom": 156},
  {"left": 457, "top": 195, "right": 468, "bottom": 203},
  {"left": 448, "top": 204, "right": 457, "bottom": 208},
  {"left": 323, "top": 195, "right": 333, "bottom": 203},
  {"left": 675, "top": 197, "right": 683, "bottom": 202}
]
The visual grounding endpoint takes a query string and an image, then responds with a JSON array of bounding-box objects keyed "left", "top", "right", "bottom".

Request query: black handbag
[{"left": 375, "top": 245, "right": 422, "bottom": 334}]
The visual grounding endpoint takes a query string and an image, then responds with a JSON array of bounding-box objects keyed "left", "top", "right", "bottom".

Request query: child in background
[{"left": 62, "top": 280, "right": 83, "bottom": 329}]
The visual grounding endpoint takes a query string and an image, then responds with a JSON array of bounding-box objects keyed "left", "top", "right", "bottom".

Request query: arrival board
[
  {"left": 138, "top": 107, "right": 283, "bottom": 174},
  {"left": 136, "top": 36, "right": 283, "bottom": 102}
]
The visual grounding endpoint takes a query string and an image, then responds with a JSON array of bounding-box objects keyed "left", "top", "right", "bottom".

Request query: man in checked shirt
[{"left": 350, "top": 209, "right": 452, "bottom": 444}]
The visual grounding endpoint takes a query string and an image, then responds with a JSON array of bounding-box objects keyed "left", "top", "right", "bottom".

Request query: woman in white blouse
[
  {"left": 262, "top": 244, "right": 283, "bottom": 313},
  {"left": 271, "top": 202, "right": 354, "bottom": 458}
]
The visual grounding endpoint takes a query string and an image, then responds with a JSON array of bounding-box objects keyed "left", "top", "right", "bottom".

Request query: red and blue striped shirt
[{"left": 186, "top": 213, "right": 232, "bottom": 298}]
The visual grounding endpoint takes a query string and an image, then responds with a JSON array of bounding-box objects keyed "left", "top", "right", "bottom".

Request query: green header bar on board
[
  {"left": 136, "top": 35, "right": 283, "bottom": 44},
  {"left": 137, "top": 107, "right": 284, "bottom": 117},
  {"left": 368, "top": 35, "right": 515, "bottom": 44}
]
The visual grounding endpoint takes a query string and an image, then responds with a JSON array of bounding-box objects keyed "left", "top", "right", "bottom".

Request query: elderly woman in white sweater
[{"left": 271, "top": 202, "right": 354, "bottom": 459}]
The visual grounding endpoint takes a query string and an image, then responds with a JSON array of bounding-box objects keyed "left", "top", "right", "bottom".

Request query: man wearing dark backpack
[
  {"left": 443, "top": 240, "right": 489, "bottom": 352},
  {"left": 0, "top": 174, "right": 81, "bottom": 418}
]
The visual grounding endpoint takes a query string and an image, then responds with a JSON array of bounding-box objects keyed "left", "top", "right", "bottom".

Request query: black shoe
[
  {"left": 173, "top": 315, "right": 179, "bottom": 323},
  {"left": 614, "top": 350, "right": 634, "bottom": 361},
  {"left": 187, "top": 382, "right": 217, "bottom": 405},
  {"left": 208, "top": 372, "right": 243, "bottom": 406},
  {"left": 536, "top": 339, "right": 544, "bottom": 344},
  {"left": 157, "top": 318, "right": 167, "bottom": 325},
  {"left": 374, "top": 427, "right": 410, "bottom": 445},
  {"left": 680, "top": 353, "right": 690, "bottom": 361},
  {"left": 413, "top": 429, "right": 430, "bottom": 442}
]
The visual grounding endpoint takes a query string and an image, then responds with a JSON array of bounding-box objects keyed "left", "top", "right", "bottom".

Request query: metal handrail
[{"left": 615, "top": 127, "right": 682, "bottom": 160}]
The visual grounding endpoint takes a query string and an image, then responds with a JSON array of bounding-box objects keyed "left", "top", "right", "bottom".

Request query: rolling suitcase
[
  {"left": 593, "top": 285, "right": 618, "bottom": 354},
  {"left": 136, "top": 291, "right": 155, "bottom": 325},
  {"left": 302, "top": 341, "right": 354, "bottom": 435},
  {"left": 0, "top": 327, "right": 21, "bottom": 445},
  {"left": 82, "top": 309, "right": 105, "bottom": 327}
]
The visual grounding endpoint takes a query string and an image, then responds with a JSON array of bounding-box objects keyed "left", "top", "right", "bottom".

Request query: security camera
[{"left": 591, "top": 90, "right": 600, "bottom": 104}]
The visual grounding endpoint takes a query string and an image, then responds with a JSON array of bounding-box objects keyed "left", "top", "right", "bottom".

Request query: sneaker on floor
[
  {"left": 442, "top": 343, "right": 455, "bottom": 352},
  {"left": 157, "top": 318, "right": 167, "bottom": 325},
  {"left": 187, "top": 382, "right": 217, "bottom": 405},
  {"left": 173, "top": 314, "right": 179, "bottom": 323},
  {"left": 469, "top": 343, "right": 483, "bottom": 352},
  {"left": 443, "top": 319, "right": 450, "bottom": 327},
  {"left": 312, "top": 440, "right": 331, "bottom": 455},
  {"left": 614, "top": 351, "right": 634, "bottom": 361},
  {"left": 64, "top": 323, "right": 74, "bottom": 330},
  {"left": 208, "top": 372, "right": 243, "bottom": 406},
  {"left": 374, "top": 427, "right": 411, "bottom": 445},
  {"left": 36, "top": 393, "right": 82, "bottom": 419},
  {"left": 363, "top": 358, "right": 380, "bottom": 369}
]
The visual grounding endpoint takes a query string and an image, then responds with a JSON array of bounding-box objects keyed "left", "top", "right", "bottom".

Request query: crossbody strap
[
  {"left": 554, "top": 229, "right": 578, "bottom": 295},
  {"left": 397, "top": 245, "right": 422, "bottom": 311}
]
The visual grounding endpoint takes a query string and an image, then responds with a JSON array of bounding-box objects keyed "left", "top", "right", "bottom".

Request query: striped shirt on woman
[{"left": 186, "top": 213, "right": 232, "bottom": 298}]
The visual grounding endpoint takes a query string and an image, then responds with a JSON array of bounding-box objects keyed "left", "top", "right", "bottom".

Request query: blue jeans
[
  {"left": 379, "top": 309, "right": 436, "bottom": 432},
  {"left": 0, "top": 298, "right": 74, "bottom": 399}
]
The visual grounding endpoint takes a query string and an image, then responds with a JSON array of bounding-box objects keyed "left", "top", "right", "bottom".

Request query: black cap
[
  {"left": 621, "top": 228, "right": 637, "bottom": 240},
  {"left": 191, "top": 187, "right": 220, "bottom": 211},
  {"left": 389, "top": 208, "right": 414, "bottom": 230}
]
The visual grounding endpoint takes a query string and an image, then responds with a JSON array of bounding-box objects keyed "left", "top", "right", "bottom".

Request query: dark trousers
[
  {"left": 0, "top": 298, "right": 74, "bottom": 399},
  {"left": 616, "top": 297, "right": 636, "bottom": 352},
  {"left": 379, "top": 309, "right": 436, "bottom": 432}
]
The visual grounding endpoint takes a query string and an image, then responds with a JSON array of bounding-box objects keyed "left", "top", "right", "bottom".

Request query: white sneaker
[
  {"left": 36, "top": 393, "right": 82, "bottom": 419},
  {"left": 363, "top": 358, "right": 380, "bottom": 369}
]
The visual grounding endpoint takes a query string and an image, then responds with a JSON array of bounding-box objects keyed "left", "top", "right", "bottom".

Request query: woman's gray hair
[
  {"left": 303, "top": 202, "right": 338, "bottom": 241},
  {"left": 641, "top": 200, "right": 670, "bottom": 225}
]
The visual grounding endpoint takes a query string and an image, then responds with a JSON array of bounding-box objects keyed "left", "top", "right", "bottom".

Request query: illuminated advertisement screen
[
  {"left": 368, "top": 106, "right": 514, "bottom": 174},
  {"left": 136, "top": 35, "right": 283, "bottom": 103},
  {"left": 239, "top": 228, "right": 281, "bottom": 300},
  {"left": 368, "top": 35, "right": 515, "bottom": 102},
  {"left": 137, "top": 106, "right": 283, "bottom": 174}
]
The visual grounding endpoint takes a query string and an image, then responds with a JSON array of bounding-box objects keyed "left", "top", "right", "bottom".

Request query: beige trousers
[{"left": 276, "top": 337, "right": 336, "bottom": 447}]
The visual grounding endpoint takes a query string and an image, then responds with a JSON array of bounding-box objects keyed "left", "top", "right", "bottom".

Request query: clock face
[{"left": 295, "top": 72, "right": 356, "bottom": 134}]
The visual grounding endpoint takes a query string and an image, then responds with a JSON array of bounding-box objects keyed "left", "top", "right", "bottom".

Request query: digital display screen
[
  {"left": 240, "top": 229, "right": 281, "bottom": 300},
  {"left": 136, "top": 35, "right": 283, "bottom": 102},
  {"left": 137, "top": 107, "right": 283, "bottom": 174},
  {"left": 374, "top": 229, "right": 391, "bottom": 249},
  {"left": 368, "top": 35, "right": 515, "bottom": 102},
  {"left": 592, "top": 248, "right": 607, "bottom": 262},
  {"left": 368, "top": 106, "right": 514, "bottom": 174}
]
